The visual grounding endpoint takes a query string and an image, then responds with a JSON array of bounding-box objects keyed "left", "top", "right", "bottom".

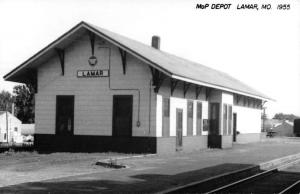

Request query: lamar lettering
[{"left": 77, "top": 70, "right": 109, "bottom": 78}]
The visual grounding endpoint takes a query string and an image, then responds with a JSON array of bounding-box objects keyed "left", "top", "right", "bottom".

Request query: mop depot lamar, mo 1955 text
[{"left": 195, "top": 3, "right": 291, "bottom": 10}]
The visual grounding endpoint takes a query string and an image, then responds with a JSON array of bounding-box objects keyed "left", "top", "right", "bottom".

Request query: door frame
[
  {"left": 233, "top": 113, "right": 237, "bottom": 142},
  {"left": 209, "top": 103, "right": 220, "bottom": 135},
  {"left": 112, "top": 95, "right": 133, "bottom": 137},
  {"left": 55, "top": 95, "right": 75, "bottom": 136}
]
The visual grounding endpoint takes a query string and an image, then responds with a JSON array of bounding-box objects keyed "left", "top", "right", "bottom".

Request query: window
[
  {"left": 163, "top": 98, "right": 170, "bottom": 117},
  {"left": 196, "top": 102, "right": 203, "bottom": 135},
  {"left": 4, "top": 133, "right": 6, "bottom": 140},
  {"left": 187, "top": 100, "right": 194, "bottom": 136},
  {"left": 162, "top": 98, "right": 170, "bottom": 137},
  {"left": 188, "top": 101, "right": 193, "bottom": 118},
  {"left": 203, "top": 119, "right": 209, "bottom": 131},
  {"left": 223, "top": 104, "right": 228, "bottom": 135},
  {"left": 14, "top": 127, "right": 18, "bottom": 132},
  {"left": 228, "top": 105, "right": 232, "bottom": 135},
  {"left": 197, "top": 102, "right": 202, "bottom": 119}
]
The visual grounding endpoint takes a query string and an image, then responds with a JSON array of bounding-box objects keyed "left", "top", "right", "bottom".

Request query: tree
[
  {"left": 273, "top": 113, "right": 300, "bottom": 122},
  {"left": 0, "top": 90, "right": 15, "bottom": 113},
  {"left": 13, "top": 84, "right": 35, "bottom": 123}
]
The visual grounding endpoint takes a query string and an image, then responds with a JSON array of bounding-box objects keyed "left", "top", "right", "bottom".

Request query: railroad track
[
  {"left": 206, "top": 168, "right": 300, "bottom": 194},
  {"left": 163, "top": 159, "right": 300, "bottom": 194}
]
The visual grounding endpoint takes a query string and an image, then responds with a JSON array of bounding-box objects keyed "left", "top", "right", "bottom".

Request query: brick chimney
[{"left": 151, "top": 36, "right": 160, "bottom": 49}]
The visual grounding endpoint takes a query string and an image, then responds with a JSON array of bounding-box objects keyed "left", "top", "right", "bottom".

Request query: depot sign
[{"left": 77, "top": 70, "right": 109, "bottom": 78}]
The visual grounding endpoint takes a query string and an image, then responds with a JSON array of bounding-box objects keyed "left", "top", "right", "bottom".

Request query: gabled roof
[{"left": 4, "top": 21, "right": 272, "bottom": 100}]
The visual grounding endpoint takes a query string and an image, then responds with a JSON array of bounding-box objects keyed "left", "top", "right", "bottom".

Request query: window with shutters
[
  {"left": 163, "top": 98, "right": 170, "bottom": 117},
  {"left": 203, "top": 119, "right": 209, "bottom": 131},
  {"left": 188, "top": 101, "right": 193, "bottom": 118},
  {"left": 162, "top": 98, "right": 170, "bottom": 137},
  {"left": 196, "top": 102, "right": 203, "bottom": 135},
  {"left": 187, "top": 100, "right": 194, "bottom": 136},
  {"left": 197, "top": 102, "right": 202, "bottom": 119},
  {"left": 223, "top": 104, "right": 228, "bottom": 135},
  {"left": 228, "top": 105, "right": 232, "bottom": 135}
]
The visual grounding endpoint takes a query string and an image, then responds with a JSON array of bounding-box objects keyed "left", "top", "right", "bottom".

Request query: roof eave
[{"left": 172, "top": 74, "right": 273, "bottom": 101}]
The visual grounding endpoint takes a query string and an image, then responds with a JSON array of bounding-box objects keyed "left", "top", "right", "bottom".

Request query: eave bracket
[
  {"left": 55, "top": 48, "right": 65, "bottom": 75},
  {"left": 183, "top": 82, "right": 191, "bottom": 97},
  {"left": 195, "top": 86, "right": 202, "bottom": 99},
  {"left": 89, "top": 31, "right": 95, "bottom": 56},
  {"left": 206, "top": 88, "right": 212, "bottom": 100},
  {"left": 150, "top": 66, "right": 166, "bottom": 93},
  {"left": 171, "top": 79, "right": 179, "bottom": 96},
  {"left": 119, "top": 48, "right": 127, "bottom": 75}
]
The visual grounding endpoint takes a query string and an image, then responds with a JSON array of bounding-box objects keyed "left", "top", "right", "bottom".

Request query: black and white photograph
[{"left": 0, "top": 0, "right": 300, "bottom": 193}]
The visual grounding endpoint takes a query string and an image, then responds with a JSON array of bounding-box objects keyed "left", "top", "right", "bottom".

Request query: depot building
[{"left": 4, "top": 21, "right": 271, "bottom": 154}]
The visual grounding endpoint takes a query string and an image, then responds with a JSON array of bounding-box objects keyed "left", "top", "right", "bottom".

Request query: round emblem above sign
[{"left": 88, "top": 56, "right": 98, "bottom": 66}]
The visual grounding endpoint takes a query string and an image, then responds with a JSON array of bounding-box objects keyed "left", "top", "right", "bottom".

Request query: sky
[{"left": 0, "top": 0, "right": 299, "bottom": 118}]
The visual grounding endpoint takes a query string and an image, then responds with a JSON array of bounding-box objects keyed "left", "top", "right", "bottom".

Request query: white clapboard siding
[
  {"left": 156, "top": 77, "right": 210, "bottom": 137},
  {"left": 233, "top": 105, "right": 262, "bottom": 134},
  {"left": 36, "top": 34, "right": 156, "bottom": 137}
]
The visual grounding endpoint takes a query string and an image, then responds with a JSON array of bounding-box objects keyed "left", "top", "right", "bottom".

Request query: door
[
  {"left": 113, "top": 95, "right": 133, "bottom": 137},
  {"left": 209, "top": 103, "right": 220, "bottom": 135},
  {"left": 233, "top": 113, "right": 237, "bottom": 142},
  {"left": 56, "top": 96, "right": 74, "bottom": 136},
  {"left": 176, "top": 108, "right": 183, "bottom": 151}
]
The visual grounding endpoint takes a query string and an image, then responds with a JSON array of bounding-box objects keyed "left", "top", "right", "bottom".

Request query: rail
[
  {"left": 162, "top": 158, "right": 300, "bottom": 194},
  {"left": 205, "top": 159, "right": 300, "bottom": 194},
  {"left": 278, "top": 180, "right": 300, "bottom": 194}
]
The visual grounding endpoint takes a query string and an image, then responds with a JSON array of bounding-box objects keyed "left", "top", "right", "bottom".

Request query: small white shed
[{"left": 0, "top": 111, "right": 23, "bottom": 143}]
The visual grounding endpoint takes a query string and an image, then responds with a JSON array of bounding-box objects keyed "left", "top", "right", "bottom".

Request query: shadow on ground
[{"left": 0, "top": 163, "right": 256, "bottom": 193}]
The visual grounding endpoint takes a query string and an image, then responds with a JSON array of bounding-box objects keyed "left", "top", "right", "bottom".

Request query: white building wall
[
  {"left": 233, "top": 106, "right": 262, "bottom": 134},
  {"left": 0, "top": 115, "right": 6, "bottom": 142},
  {"left": 170, "top": 97, "right": 187, "bottom": 136},
  {"left": 192, "top": 100, "right": 209, "bottom": 136},
  {"left": 221, "top": 92, "right": 233, "bottom": 135},
  {"left": 222, "top": 92, "right": 233, "bottom": 105},
  {"left": 0, "top": 112, "right": 22, "bottom": 143},
  {"left": 156, "top": 94, "right": 163, "bottom": 137},
  {"left": 36, "top": 33, "right": 156, "bottom": 137},
  {"left": 156, "top": 78, "right": 210, "bottom": 137}
]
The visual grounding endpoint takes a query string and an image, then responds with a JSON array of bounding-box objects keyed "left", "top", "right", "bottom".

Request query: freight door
[
  {"left": 113, "top": 95, "right": 133, "bottom": 137},
  {"left": 233, "top": 113, "right": 237, "bottom": 142},
  {"left": 56, "top": 96, "right": 74, "bottom": 136},
  {"left": 209, "top": 103, "right": 220, "bottom": 135}
]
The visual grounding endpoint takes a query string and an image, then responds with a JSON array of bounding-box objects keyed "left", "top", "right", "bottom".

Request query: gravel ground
[
  {"left": 0, "top": 138, "right": 300, "bottom": 193},
  {"left": 0, "top": 152, "right": 136, "bottom": 187}
]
